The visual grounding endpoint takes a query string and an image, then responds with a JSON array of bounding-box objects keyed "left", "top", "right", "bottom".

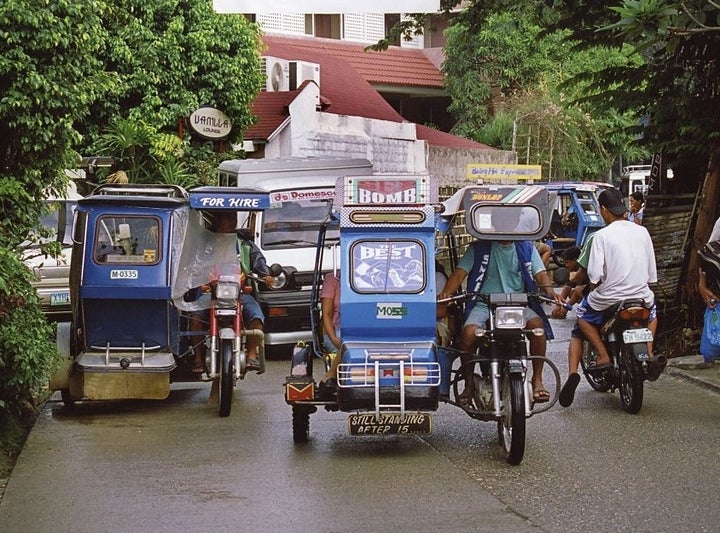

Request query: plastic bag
[{"left": 704, "top": 307, "right": 720, "bottom": 347}]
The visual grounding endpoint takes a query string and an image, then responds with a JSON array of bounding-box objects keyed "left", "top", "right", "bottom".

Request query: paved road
[{"left": 1, "top": 316, "right": 719, "bottom": 533}]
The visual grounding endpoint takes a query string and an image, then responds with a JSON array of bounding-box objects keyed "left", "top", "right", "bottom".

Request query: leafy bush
[{"left": 0, "top": 249, "right": 58, "bottom": 417}]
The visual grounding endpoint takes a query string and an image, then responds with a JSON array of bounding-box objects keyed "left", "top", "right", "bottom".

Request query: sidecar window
[
  {"left": 350, "top": 240, "right": 426, "bottom": 294},
  {"left": 93, "top": 216, "right": 161, "bottom": 265}
]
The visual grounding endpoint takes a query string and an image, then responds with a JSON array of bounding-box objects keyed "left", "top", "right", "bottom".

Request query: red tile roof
[
  {"left": 263, "top": 34, "right": 444, "bottom": 88},
  {"left": 245, "top": 34, "right": 493, "bottom": 150}
]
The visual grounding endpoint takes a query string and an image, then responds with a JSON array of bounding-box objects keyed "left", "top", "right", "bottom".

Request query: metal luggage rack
[
  {"left": 89, "top": 342, "right": 163, "bottom": 365},
  {"left": 337, "top": 360, "right": 441, "bottom": 388},
  {"left": 91, "top": 183, "right": 188, "bottom": 198}
]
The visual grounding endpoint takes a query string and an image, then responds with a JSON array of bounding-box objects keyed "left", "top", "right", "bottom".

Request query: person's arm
[
  {"left": 439, "top": 268, "right": 468, "bottom": 301},
  {"left": 699, "top": 267, "right": 719, "bottom": 308},
  {"left": 321, "top": 296, "right": 341, "bottom": 349},
  {"left": 247, "top": 241, "right": 270, "bottom": 275}
]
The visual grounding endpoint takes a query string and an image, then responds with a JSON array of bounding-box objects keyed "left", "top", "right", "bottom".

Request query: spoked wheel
[
  {"left": 292, "top": 406, "right": 311, "bottom": 443},
  {"left": 499, "top": 369, "right": 526, "bottom": 465},
  {"left": 218, "top": 339, "right": 234, "bottom": 417},
  {"left": 619, "top": 347, "right": 644, "bottom": 414},
  {"left": 580, "top": 340, "right": 612, "bottom": 392}
]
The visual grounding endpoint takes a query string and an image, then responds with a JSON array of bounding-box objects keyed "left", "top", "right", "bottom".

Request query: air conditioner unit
[
  {"left": 263, "top": 56, "right": 290, "bottom": 92},
  {"left": 288, "top": 61, "right": 321, "bottom": 91}
]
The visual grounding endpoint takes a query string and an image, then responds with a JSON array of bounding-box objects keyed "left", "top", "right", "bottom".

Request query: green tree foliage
[
  {"left": 79, "top": 0, "right": 263, "bottom": 185},
  {"left": 0, "top": 0, "right": 263, "bottom": 417},
  {"left": 0, "top": 0, "right": 114, "bottom": 416},
  {"left": 81, "top": 0, "right": 263, "bottom": 151},
  {"left": 443, "top": 11, "right": 643, "bottom": 180}
]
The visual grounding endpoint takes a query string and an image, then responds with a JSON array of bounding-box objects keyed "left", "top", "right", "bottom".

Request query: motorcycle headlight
[
  {"left": 215, "top": 281, "right": 240, "bottom": 301},
  {"left": 266, "top": 271, "right": 288, "bottom": 290},
  {"left": 494, "top": 307, "right": 526, "bottom": 329}
]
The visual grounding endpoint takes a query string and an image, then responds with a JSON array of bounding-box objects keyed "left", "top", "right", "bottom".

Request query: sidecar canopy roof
[{"left": 441, "top": 184, "right": 553, "bottom": 241}]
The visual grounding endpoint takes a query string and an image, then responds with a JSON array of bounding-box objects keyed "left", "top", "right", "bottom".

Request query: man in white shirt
[{"left": 575, "top": 188, "right": 658, "bottom": 370}]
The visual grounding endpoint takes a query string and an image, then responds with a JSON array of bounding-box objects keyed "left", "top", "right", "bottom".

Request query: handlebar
[{"left": 439, "top": 291, "right": 572, "bottom": 310}]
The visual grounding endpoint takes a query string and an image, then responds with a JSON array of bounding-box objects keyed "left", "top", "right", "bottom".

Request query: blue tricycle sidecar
[{"left": 285, "top": 175, "right": 442, "bottom": 441}]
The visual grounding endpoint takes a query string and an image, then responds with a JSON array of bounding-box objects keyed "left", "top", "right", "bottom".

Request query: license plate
[
  {"left": 50, "top": 292, "right": 70, "bottom": 306},
  {"left": 623, "top": 328, "right": 653, "bottom": 344},
  {"left": 348, "top": 412, "right": 432, "bottom": 435}
]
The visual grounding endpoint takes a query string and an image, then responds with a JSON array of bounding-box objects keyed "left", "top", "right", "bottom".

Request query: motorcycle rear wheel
[
  {"left": 499, "top": 369, "right": 526, "bottom": 465},
  {"left": 619, "top": 346, "right": 644, "bottom": 414},
  {"left": 580, "top": 340, "right": 612, "bottom": 392},
  {"left": 218, "top": 339, "right": 234, "bottom": 417}
]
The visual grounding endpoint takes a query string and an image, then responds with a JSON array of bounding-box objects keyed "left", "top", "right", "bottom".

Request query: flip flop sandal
[{"left": 533, "top": 387, "right": 551, "bottom": 403}]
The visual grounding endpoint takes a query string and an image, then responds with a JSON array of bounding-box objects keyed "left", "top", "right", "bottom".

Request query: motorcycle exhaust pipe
[{"left": 646, "top": 354, "right": 668, "bottom": 382}]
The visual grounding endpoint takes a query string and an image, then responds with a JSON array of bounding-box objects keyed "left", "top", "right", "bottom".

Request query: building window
[
  {"left": 305, "top": 14, "right": 342, "bottom": 39},
  {"left": 384, "top": 14, "right": 401, "bottom": 46}
]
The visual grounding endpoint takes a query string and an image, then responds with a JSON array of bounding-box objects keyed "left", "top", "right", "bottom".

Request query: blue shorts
[
  {"left": 572, "top": 297, "right": 656, "bottom": 338},
  {"left": 464, "top": 303, "right": 541, "bottom": 328},
  {"left": 241, "top": 294, "right": 264, "bottom": 325}
]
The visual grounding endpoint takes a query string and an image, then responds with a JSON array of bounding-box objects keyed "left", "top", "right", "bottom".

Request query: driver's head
[{"left": 208, "top": 211, "right": 237, "bottom": 233}]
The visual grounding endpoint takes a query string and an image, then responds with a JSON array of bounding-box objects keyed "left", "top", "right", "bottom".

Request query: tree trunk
[{"left": 684, "top": 145, "right": 720, "bottom": 327}]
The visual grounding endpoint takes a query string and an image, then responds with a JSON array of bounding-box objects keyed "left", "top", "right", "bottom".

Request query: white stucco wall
[{"left": 259, "top": 82, "right": 514, "bottom": 182}]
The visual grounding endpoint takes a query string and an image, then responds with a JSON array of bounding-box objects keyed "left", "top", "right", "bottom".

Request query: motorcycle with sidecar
[
  {"left": 284, "top": 175, "right": 561, "bottom": 464},
  {"left": 51, "top": 183, "right": 280, "bottom": 417}
]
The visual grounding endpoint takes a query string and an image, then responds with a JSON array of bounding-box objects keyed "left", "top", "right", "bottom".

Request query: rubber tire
[
  {"left": 500, "top": 370, "right": 526, "bottom": 466},
  {"left": 61, "top": 389, "right": 75, "bottom": 409},
  {"left": 619, "top": 346, "right": 644, "bottom": 414},
  {"left": 580, "top": 340, "right": 612, "bottom": 392},
  {"left": 292, "top": 406, "right": 310, "bottom": 443},
  {"left": 218, "top": 339, "right": 234, "bottom": 417}
]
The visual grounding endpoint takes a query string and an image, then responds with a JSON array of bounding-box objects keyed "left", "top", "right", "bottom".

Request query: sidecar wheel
[
  {"left": 218, "top": 339, "right": 234, "bottom": 417},
  {"left": 292, "top": 406, "right": 310, "bottom": 443},
  {"left": 500, "top": 370, "right": 526, "bottom": 466},
  {"left": 619, "top": 347, "right": 644, "bottom": 414},
  {"left": 580, "top": 340, "right": 612, "bottom": 392},
  {"left": 61, "top": 389, "right": 75, "bottom": 409}
]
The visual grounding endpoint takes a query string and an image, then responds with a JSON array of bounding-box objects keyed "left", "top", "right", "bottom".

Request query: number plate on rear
[
  {"left": 50, "top": 292, "right": 70, "bottom": 306},
  {"left": 623, "top": 328, "right": 653, "bottom": 344},
  {"left": 348, "top": 413, "right": 432, "bottom": 435}
]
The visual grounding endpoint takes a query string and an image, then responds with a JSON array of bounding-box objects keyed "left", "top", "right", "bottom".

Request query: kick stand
[{"left": 208, "top": 377, "right": 219, "bottom": 404}]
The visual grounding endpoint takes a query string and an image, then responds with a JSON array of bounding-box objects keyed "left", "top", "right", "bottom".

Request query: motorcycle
[
  {"left": 190, "top": 262, "right": 282, "bottom": 417},
  {"left": 440, "top": 291, "right": 560, "bottom": 465},
  {"left": 579, "top": 298, "right": 667, "bottom": 414}
]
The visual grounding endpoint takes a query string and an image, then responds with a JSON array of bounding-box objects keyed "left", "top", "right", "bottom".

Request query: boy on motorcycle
[{"left": 573, "top": 189, "right": 659, "bottom": 376}]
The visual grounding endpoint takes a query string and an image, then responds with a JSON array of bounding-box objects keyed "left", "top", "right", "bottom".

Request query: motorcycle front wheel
[
  {"left": 580, "top": 340, "right": 612, "bottom": 392},
  {"left": 218, "top": 338, "right": 234, "bottom": 417},
  {"left": 619, "top": 346, "right": 644, "bottom": 414},
  {"left": 499, "top": 369, "right": 526, "bottom": 465}
]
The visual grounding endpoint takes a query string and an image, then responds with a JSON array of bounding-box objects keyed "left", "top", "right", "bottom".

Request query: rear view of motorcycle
[{"left": 580, "top": 299, "right": 667, "bottom": 413}]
